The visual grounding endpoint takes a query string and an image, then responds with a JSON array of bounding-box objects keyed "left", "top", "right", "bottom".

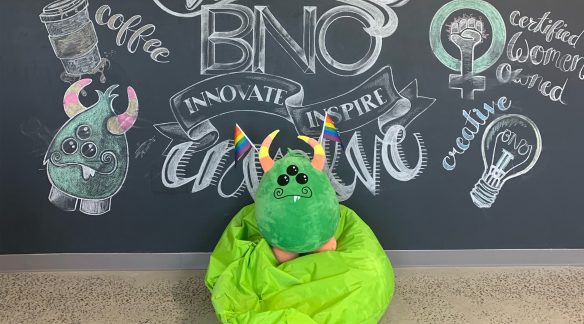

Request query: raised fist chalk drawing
[
  {"left": 44, "top": 79, "right": 139, "bottom": 215},
  {"left": 430, "top": 0, "right": 506, "bottom": 100},
  {"left": 448, "top": 15, "right": 487, "bottom": 99}
]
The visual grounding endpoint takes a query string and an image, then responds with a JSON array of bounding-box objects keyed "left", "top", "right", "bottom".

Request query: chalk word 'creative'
[{"left": 442, "top": 96, "right": 511, "bottom": 171}]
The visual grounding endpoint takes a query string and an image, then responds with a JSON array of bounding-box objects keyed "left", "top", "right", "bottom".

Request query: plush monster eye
[
  {"left": 61, "top": 138, "right": 78, "bottom": 154},
  {"left": 296, "top": 173, "right": 308, "bottom": 184},
  {"left": 81, "top": 142, "right": 97, "bottom": 158},
  {"left": 287, "top": 165, "right": 299, "bottom": 176},
  {"left": 277, "top": 174, "right": 290, "bottom": 186},
  {"left": 76, "top": 125, "right": 91, "bottom": 140}
]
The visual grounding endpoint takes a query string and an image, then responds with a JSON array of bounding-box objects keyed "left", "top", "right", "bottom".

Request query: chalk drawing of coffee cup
[{"left": 39, "top": 0, "right": 108, "bottom": 82}]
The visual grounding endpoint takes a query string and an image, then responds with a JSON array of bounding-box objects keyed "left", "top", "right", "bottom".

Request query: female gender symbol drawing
[{"left": 429, "top": 0, "right": 506, "bottom": 100}]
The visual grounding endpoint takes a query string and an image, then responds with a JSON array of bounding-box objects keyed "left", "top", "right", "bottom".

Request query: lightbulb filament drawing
[{"left": 471, "top": 114, "right": 541, "bottom": 208}]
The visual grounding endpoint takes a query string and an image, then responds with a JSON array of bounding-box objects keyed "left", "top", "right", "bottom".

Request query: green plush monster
[{"left": 255, "top": 130, "right": 339, "bottom": 262}]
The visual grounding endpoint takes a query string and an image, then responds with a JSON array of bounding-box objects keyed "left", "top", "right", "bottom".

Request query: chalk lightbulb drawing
[{"left": 470, "top": 114, "right": 542, "bottom": 208}]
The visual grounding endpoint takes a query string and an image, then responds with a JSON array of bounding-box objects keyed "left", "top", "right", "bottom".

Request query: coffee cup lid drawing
[{"left": 39, "top": 0, "right": 88, "bottom": 23}]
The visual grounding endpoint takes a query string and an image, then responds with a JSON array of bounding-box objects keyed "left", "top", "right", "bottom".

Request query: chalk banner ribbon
[
  {"left": 288, "top": 66, "right": 410, "bottom": 136},
  {"left": 156, "top": 66, "right": 431, "bottom": 150}
]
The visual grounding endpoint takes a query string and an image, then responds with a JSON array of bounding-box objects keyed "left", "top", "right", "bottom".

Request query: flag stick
[{"left": 318, "top": 112, "right": 328, "bottom": 144}]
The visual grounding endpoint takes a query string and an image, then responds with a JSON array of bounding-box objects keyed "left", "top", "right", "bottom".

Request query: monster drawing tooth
[
  {"left": 81, "top": 165, "right": 96, "bottom": 180},
  {"left": 45, "top": 78, "right": 139, "bottom": 215}
]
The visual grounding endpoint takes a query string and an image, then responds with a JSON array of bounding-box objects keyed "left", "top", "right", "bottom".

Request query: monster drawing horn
[{"left": 44, "top": 78, "right": 139, "bottom": 215}]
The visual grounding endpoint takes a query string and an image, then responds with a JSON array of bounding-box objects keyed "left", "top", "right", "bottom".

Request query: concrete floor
[{"left": 1, "top": 267, "right": 583, "bottom": 323}]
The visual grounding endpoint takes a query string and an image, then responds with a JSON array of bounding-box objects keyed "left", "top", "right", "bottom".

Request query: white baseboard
[{"left": 1, "top": 250, "right": 583, "bottom": 272}]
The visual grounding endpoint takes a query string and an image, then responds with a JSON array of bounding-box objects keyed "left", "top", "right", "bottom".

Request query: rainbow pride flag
[
  {"left": 322, "top": 113, "right": 343, "bottom": 147},
  {"left": 234, "top": 124, "right": 254, "bottom": 162}
]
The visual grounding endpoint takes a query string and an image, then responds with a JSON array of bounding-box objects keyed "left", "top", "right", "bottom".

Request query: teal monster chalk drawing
[
  {"left": 254, "top": 130, "right": 340, "bottom": 263},
  {"left": 44, "top": 79, "right": 139, "bottom": 215}
]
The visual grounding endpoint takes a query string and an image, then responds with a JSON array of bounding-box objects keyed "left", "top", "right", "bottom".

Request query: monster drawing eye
[
  {"left": 61, "top": 138, "right": 78, "bottom": 154},
  {"left": 81, "top": 142, "right": 97, "bottom": 158},
  {"left": 296, "top": 173, "right": 308, "bottom": 184},
  {"left": 287, "top": 165, "right": 299, "bottom": 176},
  {"left": 277, "top": 174, "right": 290, "bottom": 186},
  {"left": 76, "top": 125, "right": 91, "bottom": 140}
]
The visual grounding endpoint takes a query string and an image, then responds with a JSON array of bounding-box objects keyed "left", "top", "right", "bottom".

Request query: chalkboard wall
[{"left": 1, "top": 0, "right": 583, "bottom": 253}]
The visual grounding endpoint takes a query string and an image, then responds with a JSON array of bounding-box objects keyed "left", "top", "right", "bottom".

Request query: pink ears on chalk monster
[{"left": 63, "top": 78, "right": 139, "bottom": 134}]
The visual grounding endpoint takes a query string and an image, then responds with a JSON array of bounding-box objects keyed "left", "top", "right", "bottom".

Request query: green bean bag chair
[{"left": 205, "top": 203, "right": 395, "bottom": 324}]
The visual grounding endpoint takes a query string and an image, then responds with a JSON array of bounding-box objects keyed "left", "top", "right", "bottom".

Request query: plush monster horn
[
  {"left": 297, "top": 135, "right": 325, "bottom": 171},
  {"left": 259, "top": 129, "right": 280, "bottom": 173},
  {"left": 63, "top": 78, "right": 92, "bottom": 118},
  {"left": 107, "top": 86, "right": 139, "bottom": 135}
]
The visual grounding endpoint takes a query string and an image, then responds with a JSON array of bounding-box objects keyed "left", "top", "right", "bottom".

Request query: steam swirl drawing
[{"left": 152, "top": 0, "right": 410, "bottom": 35}]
